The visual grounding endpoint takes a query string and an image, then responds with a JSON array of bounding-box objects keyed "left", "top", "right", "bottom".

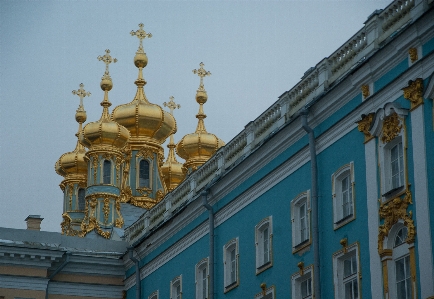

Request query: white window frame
[
  {"left": 101, "top": 158, "right": 113, "bottom": 185},
  {"left": 170, "top": 275, "right": 182, "bottom": 299},
  {"left": 291, "top": 264, "right": 313, "bottom": 299},
  {"left": 381, "top": 135, "right": 406, "bottom": 198},
  {"left": 332, "top": 242, "right": 361, "bottom": 299},
  {"left": 384, "top": 222, "right": 415, "bottom": 299},
  {"left": 223, "top": 237, "right": 239, "bottom": 293},
  {"left": 254, "top": 285, "right": 275, "bottom": 299},
  {"left": 332, "top": 162, "right": 355, "bottom": 229},
  {"left": 136, "top": 157, "right": 152, "bottom": 190},
  {"left": 195, "top": 258, "right": 209, "bottom": 299},
  {"left": 148, "top": 290, "right": 159, "bottom": 299},
  {"left": 255, "top": 216, "right": 273, "bottom": 274},
  {"left": 291, "top": 191, "right": 311, "bottom": 252}
]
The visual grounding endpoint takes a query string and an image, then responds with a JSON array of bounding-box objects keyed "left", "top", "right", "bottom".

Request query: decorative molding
[
  {"left": 361, "top": 84, "right": 370, "bottom": 99},
  {"left": 357, "top": 113, "right": 375, "bottom": 143},
  {"left": 408, "top": 48, "right": 418, "bottom": 63},
  {"left": 381, "top": 112, "right": 402, "bottom": 143},
  {"left": 402, "top": 78, "right": 424, "bottom": 110}
]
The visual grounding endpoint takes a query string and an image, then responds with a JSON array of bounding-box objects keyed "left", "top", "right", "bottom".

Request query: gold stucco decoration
[
  {"left": 381, "top": 112, "right": 402, "bottom": 143},
  {"left": 361, "top": 85, "right": 370, "bottom": 99},
  {"left": 297, "top": 261, "right": 304, "bottom": 276},
  {"left": 357, "top": 113, "right": 375, "bottom": 143},
  {"left": 408, "top": 48, "right": 418, "bottom": 63},
  {"left": 340, "top": 238, "right": 348, "bottom": 253},
  {"left": 402, "top": 78, "right": 424, "bottom": 110},
  {"left": 103, "top": 196, "right": 110, "bottom": 224},
  {"left": 60, "top": 213, "right": 81, "bottom": 237},
  {"left": 378, "top": 189, "right": 416, "bottom": 254}
]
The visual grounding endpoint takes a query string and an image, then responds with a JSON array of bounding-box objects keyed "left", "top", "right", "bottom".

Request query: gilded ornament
[
  {"left": 260, "top": 283, "right": 267, "bottom": 296},
  {"left": 381, "top": 112, "right": 402, "bottom": 143},
  {"left": 340, "top": 238, "right": 348, "bottom": 253},
  {"left": 72, "top": 83, "right": 91, "bottom": 112},
  {"left": 97, "top": 49, "right": 117, "bottom": 78},
  {"left": 361, "top": 84, "right": 370, "bottom": 99},
  {"left": 378, "top": 189, "right": 416, "bottom": 254},
  {"left": 297, "top": 261, "right": 304, "bottom": 276},
  {"left": 103, "top": 196, "right": 110, "bottom": 224},
  {"left": 408, "top": 48, "right": 418, "bottom": 63},
  {"left": 402, "top": 78, "right": 424, "bottom": 110},
  {"left": 356, "top": 113, "right": 374, "bottom": 142},
  {"left": 137, "top": 148, "right": 153, "bottom": 160}
]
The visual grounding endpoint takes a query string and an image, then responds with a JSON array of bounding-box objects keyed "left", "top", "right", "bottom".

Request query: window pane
[
  {"left": 103, "top": 160, "right": 111, "bottom": 184},
  {"left": 263, "top": 227, "right": 269, "bottom": 263},
  {"left": 230, "top": 248, "right": 236, "bottom": 283},
  {"left": 139, "top": 160, "right": 150, "bottom": 188},
  {"left": 78, "top": 188, "right": 85, "bottom": 210},
  {"left": 202, "top": 267, "right": 207, "bottom": 298}
]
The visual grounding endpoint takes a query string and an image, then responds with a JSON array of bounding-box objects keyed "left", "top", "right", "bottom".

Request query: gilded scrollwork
[
  {"left": 361, "top": 84, "right": 370, "bottom": 99},
  {"left": 378, "top": 189, "right": 416, "bottom": 254},
  {"left": 402, "top": 78, "right": 423, "bottom": 110},
  {"left": 381, "top": 112, "right": 402, "bottom": 143},
  {"left": 136, "top": 148, "right": 153, "bottom": 160},
  {"left": 103, "top": 196, "right": 110, "bottom": 224},
  {"left": 357, "top": 113, "right": 374, "bottom": 142},
  {"left": 115, "top": 199, "right": 124, "bottom": 228},
  {"left": 408, "top": 48, "right": 418, "bottom": 63},
  {"left": 92, "top": 154, "right": 98, "bottom": 183}
]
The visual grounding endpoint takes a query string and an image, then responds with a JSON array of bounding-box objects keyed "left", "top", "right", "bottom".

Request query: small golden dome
[
  {"left": 176, "top": 63, "right": 224, "bottom": 171},
  {"left": 55, "top": 141, "right": 87, "bottom": 178},
  {"left": 162, "top": 143, "right": 186, "bottom": 192}
]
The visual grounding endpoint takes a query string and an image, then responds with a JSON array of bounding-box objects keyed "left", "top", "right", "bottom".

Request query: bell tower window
[
  {"left": 103, "top": 160, "right": 111, "bottom": 184},
  {"left": 139, "top": 159, "right": 150, "bottom": 188},
  {"left": 78, "top": 188, "right": 85, "bottom": 211}
]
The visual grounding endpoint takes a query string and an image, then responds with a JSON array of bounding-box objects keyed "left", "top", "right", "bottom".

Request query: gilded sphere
[
  {"left": 134, "top": 52, "right": 148, "bottom": 68},
  {"left": 100, "top": 78, "right": 113, "bottom": 91},
  {"left": 75, "top": 110, "right": 87, "bottom": 124},
  {"left": 195, "top": 90, "right": 208, "bottom": 104}
]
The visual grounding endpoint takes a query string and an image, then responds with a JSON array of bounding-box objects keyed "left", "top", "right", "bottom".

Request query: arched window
[
  {"left": 103, "top": 160, "right": 111, "bottom": 184},
  {"left": 78, "top": 188, "right": 85, "bottom": 211},
  {"left": 139, "top": 159, "right": 150, "bottom": 188}
]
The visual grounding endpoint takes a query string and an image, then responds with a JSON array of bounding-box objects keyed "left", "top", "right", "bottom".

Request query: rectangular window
[
  {"left": 332, "top": 162, "right": 355, "bottom": 229},
  {"left": 395, "top": 255, "right": 411, "bottom": 299},
  {"left": 301, "top": 277, "right": 312, "bottom": 298},
  {"left": 343, "top": 255, "right": 358, "bottom": 299},
  {"left": 230, "top": 248, "right": 236, "bottom": 284},
  {"left": 263, "top": 227, "right": 269, "bottom": 263},
  {"left": 390, "top": 142, "right": 404, "bottom": 190},
  {"left": 255, "top": 216, "right": 273, "bottom": 273},
  {"left": 170, "top": 275, "right": 182, "bottom": 299},
  {"left": 291, "top": 192, "right": 311, "bottom": 252},
  {"left": 300, "top": 203, "right": 308, "bottom": 243},
  {"left": 291, "top": 265, "right": 313, "bottom": 299},
  {"left": 195, "top": 258, "right": 208, "bottom": 299},
  {"left": 223, "top": 238, "right": 239, "bottom": 292},
  {"left": 332, "top": 243, "right": 360, "bottom": 299}
]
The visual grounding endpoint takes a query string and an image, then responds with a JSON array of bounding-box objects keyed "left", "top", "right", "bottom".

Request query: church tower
[
  {"left": 79, "top": 50, "right": 130, "bottom": 239},
  {"left": 55, "top": 84, "right": 90, "bottom": 236},
  {"left": 112, "top": 24, "right": 177, "bottom": 209},
  {"left": 176, "top": 63, "right": 225, "bottom": 172}
]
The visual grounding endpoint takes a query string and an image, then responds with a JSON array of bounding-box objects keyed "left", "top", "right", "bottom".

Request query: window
[
  {"left": 139, "top": 159, "right": 150, "bottom": 188},
  {"left": 78, "top": 188, "right": 85, "bottom": 211},
  {"left": 394, "top": 227, "right": 412, "bottom": 299},
  {"left": 148, "top": 290, "right": 159, "bottom": 299},
  {"left": 333, "top": 243, "right": 360, "bottom": 299},
  {"left": 170, "top": 275, "right": 182, "bottom": 299},
  {"left": 332, "top": 162, "right": 355, "bottom": 229},
  {"left": 254, "top": 285, "right": 275, "bottom": 299},
  {"left": 195, "top": 258, "right": 209, "bottom": 299},
  {"left": 255, "top": 216, "right": 273, "bottom": 273},
  {"left": 291, "top": 265, "right": 313, "bottom": 299},
  {"left": 390, "top": 141, "right": 404, "bottom": 190},
  {"left": 103, "top": 160, "right": 111, "bottom": 184},
  {"left": 291, "top": 191, "right": 311, "bottom": 252},
  {"left": 223, "top": 238, "right": 239, "bottom": 292}
]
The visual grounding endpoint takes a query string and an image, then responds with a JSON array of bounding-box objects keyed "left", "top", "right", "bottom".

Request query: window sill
[
  {"left": 224, "top": 280, "right": 239, "bottom": 293},
  {"left": 292, "top": 239, "right": 311, "bottom": 254},
  {"left": 256, "top": 261, "right": 272, "bottom": 275},
  {"left": 333, "top": 214, "right": 355, "bottom": 230},
  {"left": 382, "top": 186, "right": 406, "bottom": 202}
]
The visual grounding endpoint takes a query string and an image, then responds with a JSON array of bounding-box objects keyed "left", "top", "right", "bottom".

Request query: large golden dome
[
  {"left": 112, "top": 28, "right": 176, "bottom": 147},
  {"left": 176, "top": 63, "right": 224, "bottom": 171}
]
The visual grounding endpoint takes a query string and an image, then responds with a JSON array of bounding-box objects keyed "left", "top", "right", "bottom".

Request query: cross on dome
[
  {"left": 72, "top": 83, "right": 91, "bottom": 111},
  {"left": 131, "top": 23, "right": 152, "bottom": 52},
  {"left": 97, "top": 49, "right": 117, "bottom": 76},
  {"left": 193, "top": 62, "right": 211, "bottom": 90},
  {"left": 163, "top": 96, "right": 181, "bottom": 115}
]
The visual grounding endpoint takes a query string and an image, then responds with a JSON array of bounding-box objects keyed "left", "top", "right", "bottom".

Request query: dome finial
[
  {"left": 72, "top": 83, "right": 90, "bottom": 138},
  {"left": 131, "top": 23, "right": 152, "bottom": 54},
  {"left": 97, "top": 49, "right": 117, "bottom": 119},
  {"left": 192, "top": 62, "right": 211, "bottom": 133},
  {"left": 193, "top": 62, "right": 211, "bottom": 94},
  {"left": 164, "top": 96, "right": 181, "bottom": 146}
]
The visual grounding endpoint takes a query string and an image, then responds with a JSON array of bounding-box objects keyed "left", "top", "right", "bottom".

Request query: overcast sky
[{"left": 0, "top": 0, "right": 390, "bottom": 232}]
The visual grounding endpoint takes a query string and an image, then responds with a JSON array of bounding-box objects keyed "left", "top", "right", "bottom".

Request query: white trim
[
  {"left": 170, "top": 275, "right": 182, "bottom": 299},
  {"left": 364, "top": 137, "right": 383, "bottom": 296},
  {"left": 331, "top": 162, "right": 355, "bottom": 229},
  {"left": 410, "top": 104, "right": 434, "bottom": 297},
  {"left": 255, "top": 216, "right": 273, "bottom": 273},
  {"left": 195, "top": 257, "right": 209, "bottom": 299},
  {"left": 148, "top": 290, "right": 159, "bottom": 299},
  {"left": 291, "top": 191, "right": 311, "bottom": 251},
  {"left": 254, "top": 285, "right": 275, "bottom": 299},
  {"left": 332, "top": 243, "right": 360, "bottom": 299},
  {"left": 291, "top": 265, "right": 313, "bottom": 299},
  {"left": 223, "top": 237, "right": 239, "bottom": 292}
]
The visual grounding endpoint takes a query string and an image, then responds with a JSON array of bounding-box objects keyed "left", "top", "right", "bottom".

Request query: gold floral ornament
[
  {"left": 361, "top": 84, "right": 370, "bottom": 99},
  {"left": 356, "top": 113, "right": 375, "bottom": 143},
  {"left": 402, "top": 78, "right": 424, "bottom": 110},
  {"left": 381, "top": 112, "right": 402, "bottom": 143},
  {"left": 378, "top": 189, "right": 416, "bottom": 254},
  {"left": 408, "top": 48, "right": 418, "bottom": 63}
]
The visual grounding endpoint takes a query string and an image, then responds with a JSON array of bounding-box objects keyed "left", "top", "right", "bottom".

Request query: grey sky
[{"left": 0, "top": 0, "right": 389, "bottom": 232}]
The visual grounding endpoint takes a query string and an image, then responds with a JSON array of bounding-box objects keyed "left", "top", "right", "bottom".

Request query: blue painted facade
[{"left": 123, "top": 2, "right": 434, "bottom": 299}]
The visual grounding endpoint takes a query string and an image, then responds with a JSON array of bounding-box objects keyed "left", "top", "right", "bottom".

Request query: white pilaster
[
  {"left": 365, "top": 138, "right": 383, "bottom": 296},
  {"left": 410, "top": 104, "right": 434, "bottom": 298}
]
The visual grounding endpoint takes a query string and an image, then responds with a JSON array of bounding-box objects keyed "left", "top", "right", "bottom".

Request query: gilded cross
[
  {"left": 72, "top": 83, "right": 91, "bottom": 110},
  {"left": 193, "top": 62, "right": 211, "bottom": 88},
  {"left": 163, "top": 96, "right": 181, "bottom": 115},
  {"left": 131, "top": 23, "right": 152, "bottom": 52},
  {"left": 97, "top": 49, "right": 117, "bottom": 75}
]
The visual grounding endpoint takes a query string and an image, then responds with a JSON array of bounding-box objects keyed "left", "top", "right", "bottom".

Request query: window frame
[
  {"left": 77, "top": 187, "right": 86, "bottom": 211},
  {"left": 255, "top": 216, "right": 273, "bottom": 274},
  {"left": 170, "top": 275, "right": 182, "bottom": 299},
  {"left": 254, "top": 285, "right": 275, "bottom": 299},
  {"left": 148, "top": 290, "right": 159, "bottom": 299},
  {"left": 291, "top": 264, "right": 314, "bottom": 299},
  {"left": 223, "top": 237, "right": 239, "bottom": 293},
  {"left": 291, "top": 191, "right": 311, "bottom": 253},
  {"left": 332, "top": 162, "right": 356, "bottom": 229},
  {"left": 136, "top": 157, "right": 153, "bottom": 191},
  {"left": 101, "top": 159, "right": 112, "bottom": 185},
  {"left": 195, "top": 258, "right": 209, "bottom": 299},
  {"left": 332, "top": 242, "right": 361, "bottom": 299}
]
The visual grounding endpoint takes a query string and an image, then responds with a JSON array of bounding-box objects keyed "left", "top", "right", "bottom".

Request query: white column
[
  {"left": 365, "top": 138, "right": 383, "bottom": 296},
  {"left": 410, "top": 104, "right": 434, "bottom": 298}
]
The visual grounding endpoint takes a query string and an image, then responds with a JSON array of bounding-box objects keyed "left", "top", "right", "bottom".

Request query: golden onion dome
[
  {"left": 80, "top": 50, "right": 130, "bottom": 150},
  {"left": 176, "top": 63, "right": 225, "bottom": 171},
  {"left": 112, "top": 27, "right": 176, "bottom": 145}
]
